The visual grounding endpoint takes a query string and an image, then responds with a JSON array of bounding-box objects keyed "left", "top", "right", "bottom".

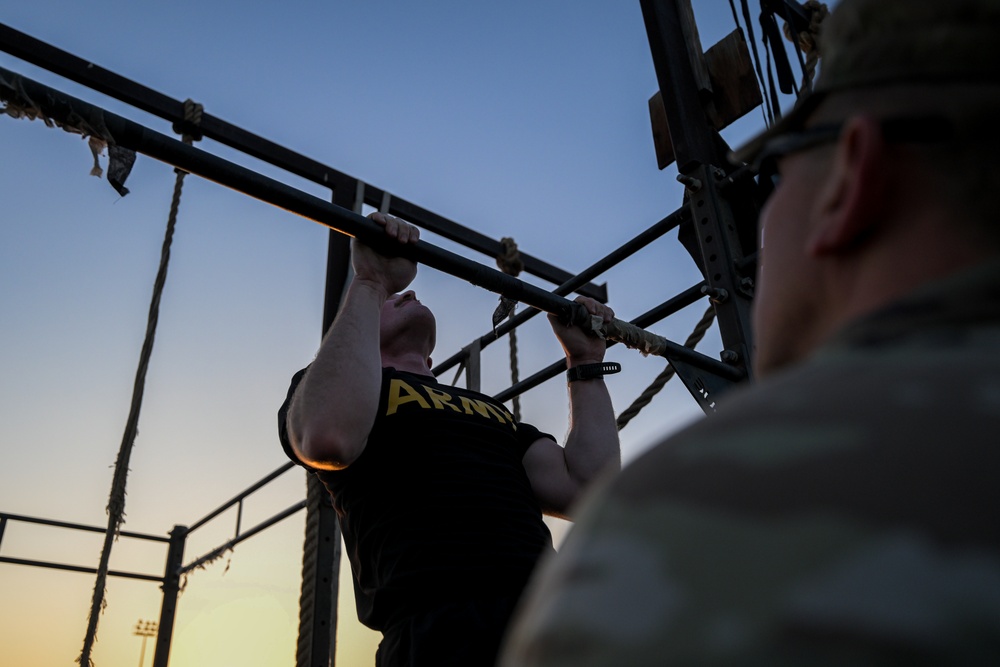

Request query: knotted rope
[
  {"left": 615, "top": 304, "right": 716, "bottom": 431},
  {"left": 783, "top": 1, "right": 829, "bottom": 91},
  {"left": 495, "top": 237, "right": 524, "bottom": 421},
  {"left": 77, "top": 100, "right": 202, "bottom": 667},
  {"left": 296, "top": 474, "right": 327, "bottom": 667}
]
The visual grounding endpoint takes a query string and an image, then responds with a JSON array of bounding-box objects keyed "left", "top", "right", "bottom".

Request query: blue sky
[{"left": 0, "top": 1, "right": 804, "bottom": 664}]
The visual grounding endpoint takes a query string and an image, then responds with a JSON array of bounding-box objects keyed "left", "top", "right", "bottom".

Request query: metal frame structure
[
  {"left": 0, "top": 0, "right": 811, "bottom": 663},
  {"left": 0, "top": 463, "right": 304, "bottom": 667},
  {"left": 640, "top": 0, "right": 763, "bottom": 389},
  {"left": 0, "top": 62, "right": 745, "bottom": 400},
  {"left": 0, "top": 22, "right": 608, "bottom": 306}
]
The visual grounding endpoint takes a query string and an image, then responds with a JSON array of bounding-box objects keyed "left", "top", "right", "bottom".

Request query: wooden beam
[{"left": 649, "top": 28, "right": 763, "bottom": 170}]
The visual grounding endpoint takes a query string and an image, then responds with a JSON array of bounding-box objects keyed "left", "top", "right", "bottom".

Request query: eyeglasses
[
  {"left": 754, "top": 115, "right": 956, "bottom": 191},
  {"left": 754, "top": 124, "right": 840, "bottom": 173}
]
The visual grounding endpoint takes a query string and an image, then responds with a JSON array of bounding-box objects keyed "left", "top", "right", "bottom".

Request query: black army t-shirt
[{"left": 278, "top": 367, "right": 556, "bottom": 630}]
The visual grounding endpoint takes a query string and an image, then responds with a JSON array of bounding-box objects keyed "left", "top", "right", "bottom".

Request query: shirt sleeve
[
  {"left": 277, "top": 366, "right": 310, "bottom": 468},
  {"left": 514, "top": 421, "right": 555, "bottom": 458}
]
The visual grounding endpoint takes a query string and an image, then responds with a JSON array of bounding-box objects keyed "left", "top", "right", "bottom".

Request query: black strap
[{"left": 566, "top": 362, "right": 622, "bottom": 382}]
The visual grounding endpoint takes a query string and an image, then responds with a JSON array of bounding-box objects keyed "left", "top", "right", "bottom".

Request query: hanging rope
[
  {"left": 296, "top": 475, "right": 325, "bottom": 667},
  {"left": 783, "top": 1, "right": 829, "bottom": 91},
  {"left": 615, "top": 304, "right": 716, "bottom": 431},
  {"left": 78, "top": 99, "right": 202, "bottom": 667},
  {"left": 495, "top": 237, "right": 524, "bottom": 421}
]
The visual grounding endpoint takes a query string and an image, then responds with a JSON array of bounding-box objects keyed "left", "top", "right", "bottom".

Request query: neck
[
  {"left": 824, "top": 208, "right": 993, "bottom": 338},
  {"left": 381, "top": 351, "right": 434, "bottom": 377}
]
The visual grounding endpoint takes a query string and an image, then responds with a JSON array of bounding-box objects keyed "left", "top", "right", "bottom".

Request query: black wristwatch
[{"left": 566, "top": 362, "right": 622, "bottom": 382}]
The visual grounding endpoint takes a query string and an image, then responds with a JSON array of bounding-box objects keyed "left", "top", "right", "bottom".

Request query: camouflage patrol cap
[{"left": 730, "top": 0, "right": 1000, "bottom": 165}]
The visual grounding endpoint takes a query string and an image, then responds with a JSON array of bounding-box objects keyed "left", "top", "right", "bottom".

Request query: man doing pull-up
[{"left": 278, "top": 212, "right": 621, "bottom": 666}]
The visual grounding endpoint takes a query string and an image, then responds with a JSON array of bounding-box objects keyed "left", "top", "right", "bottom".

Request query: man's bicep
[
  {"left": 278, "top": 366, "right": 368, "bottom": 471},
  {"left": 522, "top": 437, "right": 580, "bottom": 519}
]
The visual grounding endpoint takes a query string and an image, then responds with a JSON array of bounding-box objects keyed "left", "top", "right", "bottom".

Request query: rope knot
[
  {"left": 496, "top": 237, "right": 524, "bottom": 276},
  {"left": 781, "top": 1, "right": 828, "bottom": 54},
  {"left": 782, "top": 1, "right": 829, "bottom": 89},
  {"left": 494, "top": 236, "right": 523, "bottom": 420},
  {"left": 172, "top": 98, "right": 204, "bottom": 144}
]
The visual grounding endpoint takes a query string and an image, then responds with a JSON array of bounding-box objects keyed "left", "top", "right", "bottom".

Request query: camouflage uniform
[{"left": 501, "top": 259, "right": 1000, "bottom": 666}]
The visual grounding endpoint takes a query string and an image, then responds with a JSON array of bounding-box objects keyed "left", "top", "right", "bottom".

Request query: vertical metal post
[
  {"left": 640, "top": 0, "right": 757, "bottom": 386},
  {"left": 464, "top": 340, "right": 482, "bottom": 392},
  {"left": 152, "top": 524, "right": 187, "bottom": 667}
]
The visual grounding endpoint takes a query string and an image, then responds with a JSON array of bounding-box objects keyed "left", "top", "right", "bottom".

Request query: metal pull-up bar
[
  {"left": 0, "top": 22, "right": 606, "bottom": 303},
  {"left": 0, "top": 66, "right": 741, "bottom": 382}
]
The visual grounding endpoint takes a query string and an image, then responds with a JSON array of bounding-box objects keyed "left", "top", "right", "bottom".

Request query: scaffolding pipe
[
  {"left": 494, "top": 281, "right": 711, "bottom": 402},
  {"left": 152, "top": 525, "right": 187, "bottom": 667},
  {"left": 0, "top": 556, "right": 163, "bottom": 582},
  {"left": 0, "top": 67, "right": 741, "bottom": 380},
  {"left": 187, "top": 462, "right": 296, "bottom": 532},
  {"left": 0, "top": 22, "right": 606, "bottom": 303},
  {"left": 0, "top": 511, "right": 169, "bottom": 542},
  {"left": 180, "top": 501, "right": 307, "bottom": 575}
]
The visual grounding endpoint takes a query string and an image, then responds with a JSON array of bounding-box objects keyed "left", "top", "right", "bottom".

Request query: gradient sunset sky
[{"left": 0, "top": 1, "right": 806, "bottom": 664}]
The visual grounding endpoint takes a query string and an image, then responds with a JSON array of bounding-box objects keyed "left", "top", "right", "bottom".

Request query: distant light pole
[{"left": 134, "top": 619, "right": 158, "bottom": 667}]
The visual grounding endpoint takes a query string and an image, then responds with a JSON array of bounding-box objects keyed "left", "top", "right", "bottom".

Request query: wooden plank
[{"left": 650, "top": 28, "right": 763, "bottom": 170}]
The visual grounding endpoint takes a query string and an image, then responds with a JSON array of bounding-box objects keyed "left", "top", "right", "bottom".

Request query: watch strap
[{"left": 566, "top": 362, "right": 621, "bottom": 382}]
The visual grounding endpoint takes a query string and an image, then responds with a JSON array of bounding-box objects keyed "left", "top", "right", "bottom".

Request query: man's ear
[{"left": 808, "top": 115, "right": 887, "bottom": 256}]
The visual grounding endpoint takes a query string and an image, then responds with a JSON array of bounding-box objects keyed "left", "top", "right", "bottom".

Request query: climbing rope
[
  {"left": 782, "top": 1, "right": 829, "bottom": 91},
  {"left": 615, "top": 303, "right": 716, "bottom": 431},
  {"left": 77, "top": 99, "right": 202, "bottom": 667},
  {"left": 495, "top": 237, "right": 524, "bottom": 422},
  {"left": 296, "top": 475, "right": 326, "bottom": 667}
]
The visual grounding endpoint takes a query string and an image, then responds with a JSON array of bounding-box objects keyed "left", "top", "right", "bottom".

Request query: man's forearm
[{"left": 563, "top": 379, "right": 621, "bottom": 484}]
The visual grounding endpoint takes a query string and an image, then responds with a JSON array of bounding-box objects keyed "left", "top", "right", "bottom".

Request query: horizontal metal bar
[
  {"left": 0, "top": 68, "right": 592, "bottom": 324},
  {"left": 187, "top": 462, "right": 296, "bottom": 533},
  {"left": 494, "top": 356, "right": 571, "bottom": 403},
  {"left": 0, "top": 22, "right": 606, "bottom": 301},
  {"left": 492, "top": 282, "right": 723, "bottom": 402},
  {"left": 180, "top": 500, "right": 306, "bottom": 575},
  {"left": 629, "top": 282, "right": 707, "bottom": 330},
  {"left": 0, "top": 555, "right": 163, "bottom": 582},
  {"left": 1, "top": 68, "right": 741, "bottom": 383},
  {"left": 0, "top": 511, "right": 170, "bottom": 543},
  {"left": 364, "top": 185, "right": 607, "bottom": 302}
]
